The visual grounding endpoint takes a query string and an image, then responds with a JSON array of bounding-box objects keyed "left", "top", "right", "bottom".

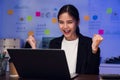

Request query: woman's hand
[
  {"left": 26, "top": 35, "right": 36, "bottom": 49},
  {"left": 92, "top": 34, "right": 103, "bottom": 54}
]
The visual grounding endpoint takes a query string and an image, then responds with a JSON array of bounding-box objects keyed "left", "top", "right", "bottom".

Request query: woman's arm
[{"left": 25, "top": 35, "right": 36, "bottom": 49}]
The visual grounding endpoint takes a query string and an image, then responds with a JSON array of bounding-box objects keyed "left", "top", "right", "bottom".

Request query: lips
[{"left": 63, "top": 29, "right": 71, "bottom": 35}]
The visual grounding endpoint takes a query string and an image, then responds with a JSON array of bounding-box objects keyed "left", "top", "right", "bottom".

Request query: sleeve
[
  {"left": 86, "top": 44, "right": 100, "bottom": 74},
  {"left": 24, "top": 42, "right": 32, "bottom": 48}
]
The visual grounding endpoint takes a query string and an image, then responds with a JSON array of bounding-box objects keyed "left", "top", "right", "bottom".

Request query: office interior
[{"left": 0, "top": 0, "right": 120, "bottom": 75}]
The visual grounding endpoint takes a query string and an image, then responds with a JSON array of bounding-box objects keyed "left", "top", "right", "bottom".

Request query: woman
[{"left": 25, "top": 4, "right": 103, "bottom": 74}]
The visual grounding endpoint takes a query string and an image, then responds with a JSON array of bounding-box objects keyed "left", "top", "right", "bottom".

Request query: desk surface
[
  {"left": 0, "top": 71, "right": 102, "bottom": 80},
  {"left": 3, "top": 71, "right": 120, "bottom": 80}
]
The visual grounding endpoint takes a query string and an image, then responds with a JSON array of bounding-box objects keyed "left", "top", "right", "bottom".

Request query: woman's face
[{"left": 58, "top": 12, "right": 79, "bottom": 40}]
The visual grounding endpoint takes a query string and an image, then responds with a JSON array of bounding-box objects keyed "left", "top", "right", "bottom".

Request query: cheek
[
  {"left": 59, "top": 24, "right": 63, "bottom": 29},
  {"left": 58, "top": 25, "right": 63, "bottom": 31},
  {"left": 71, "top": 24, "right": 77, "bottom": 31}
]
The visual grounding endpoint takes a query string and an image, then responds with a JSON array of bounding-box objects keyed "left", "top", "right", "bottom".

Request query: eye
[
  {"left": 58, "top": 20, "right": 64, "bottom": 24},
  {"left": 67, "top": 21, "right": 73, "bottom": 24}
]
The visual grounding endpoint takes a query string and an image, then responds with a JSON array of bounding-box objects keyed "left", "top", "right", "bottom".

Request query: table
[
  {"left": 0, "top": 71, "right": 102, "bottom": 80},
  {"left": 74, "top": 75, "right": 100, "bottom": 80}
]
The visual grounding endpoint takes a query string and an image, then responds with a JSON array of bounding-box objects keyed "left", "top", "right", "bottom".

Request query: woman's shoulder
[
  {"left": 78, "top": 33, "right": 92, "bottom": 44},
  {"left": 49, "top": 35, "right": 63, "bottom": 48},
  {"left": 50, "top": 35, "right": 64, "bottom": 42},
  {"left": 79, "top": 33, "right": 92, "bottom": 40}
]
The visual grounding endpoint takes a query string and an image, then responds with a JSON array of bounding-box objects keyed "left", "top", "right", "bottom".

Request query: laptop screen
[{"left": 7, "top": 48, "right": 71, "bottom": 80}]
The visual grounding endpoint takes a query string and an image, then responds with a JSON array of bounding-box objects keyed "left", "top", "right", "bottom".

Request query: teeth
[{"left": 64, "top": 30, "right": 70, "bottom": 33}]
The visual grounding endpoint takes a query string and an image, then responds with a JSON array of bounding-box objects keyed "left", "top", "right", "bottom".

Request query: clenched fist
[
  {"left": 26, "top": 35, "right": 36, "bottom": 49},
  {"left": 92, "top": 34, "right": 103, "bottom": 54}
]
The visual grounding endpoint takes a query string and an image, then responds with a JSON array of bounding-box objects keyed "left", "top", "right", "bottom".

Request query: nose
[{"left": 63, "top": 23, "right": 68, "bottom": 29}]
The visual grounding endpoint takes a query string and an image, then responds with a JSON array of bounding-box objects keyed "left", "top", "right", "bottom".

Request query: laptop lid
[{"left": 7, "top": 48, "right": 71, "bottom": 80}]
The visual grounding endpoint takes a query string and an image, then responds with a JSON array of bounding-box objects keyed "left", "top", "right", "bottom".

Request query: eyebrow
[{"left": 58, "top": 19, "right": 73, "bottom": 22}]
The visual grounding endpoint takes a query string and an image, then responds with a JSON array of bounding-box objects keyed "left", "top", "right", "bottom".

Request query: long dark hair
[{"left": 57, "top": 4, "right": 80, "bottom": 35}]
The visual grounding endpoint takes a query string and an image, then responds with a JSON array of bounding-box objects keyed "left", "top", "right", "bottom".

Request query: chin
[{"left": 64, "top": 35, "right": 71, "bottom": 39}]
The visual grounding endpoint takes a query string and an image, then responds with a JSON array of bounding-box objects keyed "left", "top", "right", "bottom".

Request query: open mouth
[{"left": 63, "top": 29, "right": 71, "bottom": 35}]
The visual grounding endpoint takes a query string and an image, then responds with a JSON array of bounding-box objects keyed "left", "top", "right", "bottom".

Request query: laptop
[{"left": 7, "top": 48, "right": 78, "bottom": 80}]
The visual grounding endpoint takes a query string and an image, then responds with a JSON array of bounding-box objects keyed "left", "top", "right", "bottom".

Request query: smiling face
[{"left": 58, "top": 12, "right": 79, "bottom": 40}]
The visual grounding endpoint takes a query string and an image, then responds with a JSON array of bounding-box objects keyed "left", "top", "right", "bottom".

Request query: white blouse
[{"left": 62, "top": 37, "right": 79, "bottom": 74}]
